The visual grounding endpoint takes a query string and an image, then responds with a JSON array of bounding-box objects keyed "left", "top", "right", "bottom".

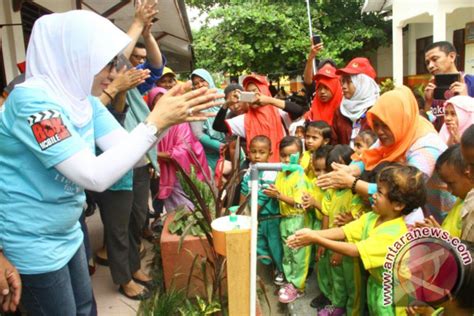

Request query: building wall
[
  {"left": 375, "top": 8, "right": 474, "bottom": 81},
  {"left": 466, "top": 44, "right": 474, "bottom": 74},
  {"left": 406, "top": 23, "right": 432, "bottom": 76}
]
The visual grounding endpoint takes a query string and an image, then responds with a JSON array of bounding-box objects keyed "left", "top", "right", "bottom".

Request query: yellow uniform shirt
[
  {"left": 441, "top": 198, "right": 463, "bottom": 238},
  {"left": 342, "top": 212, "right": 408, "bottom": 279},
  {"left": 350, "top": 195, "right": 371, "bottom": 220},
  {"left": 275, "top": 170, "right": 307, "bottom": 216},
  {"left": 300, "top": 150, "right": 315, "bottom": 180},
  {"left": 304, "top": 174, "right": 325, "bottom": 220},
  {"left": 322, "top": 188, "right": 354, "bottom": 228}
]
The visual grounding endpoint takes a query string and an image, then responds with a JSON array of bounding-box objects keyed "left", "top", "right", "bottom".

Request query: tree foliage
[{"left": 189, "top": 0, "right": 391, "bottom": 76}]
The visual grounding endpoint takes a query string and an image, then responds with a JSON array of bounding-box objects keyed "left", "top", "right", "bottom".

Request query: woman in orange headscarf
[
  {"left": 318, "top": 86, "right": 455, "bottom": 223},
  {"left": 213, "top": 74, "right": 305, "bottom": 162},
  {"left": 305, "top": 64, "right": 343, "bottom": 125}
]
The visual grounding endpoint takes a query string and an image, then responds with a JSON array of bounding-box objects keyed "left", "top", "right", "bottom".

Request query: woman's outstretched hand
[
  {"left": 148, "top": 81, "right": 224, "bottom": 130},
  {"left": 317, "top": 163, "right": 355, "bottom": 190}
]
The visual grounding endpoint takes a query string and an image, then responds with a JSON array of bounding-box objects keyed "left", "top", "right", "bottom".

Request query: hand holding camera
[
  {"left": 238, "top": 91, "right": 257, "bottom": 103},
  {"left": 309, "top": 34, "right": 323, "bottom": 59}
]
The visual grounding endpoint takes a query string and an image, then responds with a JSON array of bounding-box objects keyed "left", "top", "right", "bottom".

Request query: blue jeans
[{"left": 20, "top": 244, "right": 94, "bottom": 316}]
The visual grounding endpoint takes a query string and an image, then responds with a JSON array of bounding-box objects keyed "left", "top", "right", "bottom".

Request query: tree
[{"left": 189, "top": 0, "right": 390, "bottom": 76}]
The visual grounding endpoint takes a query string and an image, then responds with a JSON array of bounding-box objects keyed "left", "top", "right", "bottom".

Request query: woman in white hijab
[
  {"left": 0, "top": 10, "right": 220, "bottom": 315},
  {"left": 331, "top": 57, "right": 380, "bottom": 147}
]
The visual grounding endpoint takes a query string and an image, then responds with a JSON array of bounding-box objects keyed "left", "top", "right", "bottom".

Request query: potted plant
[{"left": 159, "top": 138, "right": 249, "bottom": 311}]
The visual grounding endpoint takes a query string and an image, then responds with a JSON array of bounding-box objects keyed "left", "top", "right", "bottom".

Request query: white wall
[
  {"left": 406, "top": 23, "right": 432, "bottom": 76},
  {"left": 446, "top": 8, "right": 474, "bottom": 42},
  {"left": 0, "top": 0, "right": 77, "bottom": 85},
  {"left": 466, "top": 44, "right": 474, "bottom": 74},
  {"left": 375, "top": 45, "right": 393, "bottom": 78}
]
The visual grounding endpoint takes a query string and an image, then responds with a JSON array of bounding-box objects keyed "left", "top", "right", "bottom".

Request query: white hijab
[
  {"left": 18, "top": 10, "right": 131, "bottom": 127},
  {"left": 340, "top": 73, "right": 380, "bottom": 122}
]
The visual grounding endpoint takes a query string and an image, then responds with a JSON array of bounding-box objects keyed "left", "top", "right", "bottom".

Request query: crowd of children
[
  {"left": 236, "top": 70, "right": 474, "bottom": 315},
  {"left": 239, "top": 125, "right": 474, "bottom": 316}
]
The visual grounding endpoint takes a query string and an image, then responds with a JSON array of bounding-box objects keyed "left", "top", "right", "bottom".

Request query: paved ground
[
  {"left": 287, "top": 266, "right": 321, "bottom": 316},
  {"left": 87, "top": 211, "right": 154, "bottom": 316},
  {"left": 88, "top": 208, "right": 321, "bottom": 316},
  {"left": 257, "top": 262, "right": 322, "bottom": 316},
  {"left": 257, "top": 262, "right": 287, "bottom": 316}
]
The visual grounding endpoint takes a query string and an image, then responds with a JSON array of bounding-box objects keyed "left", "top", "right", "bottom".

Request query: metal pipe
[
  {"left": 249, "top": 162, "right": 284, "bottom": 315},
  {"left": 305, "top": 0, "right": 316, "bottom": 75}
]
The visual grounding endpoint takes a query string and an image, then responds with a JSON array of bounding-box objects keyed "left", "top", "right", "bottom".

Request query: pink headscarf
[
  {"left": 439, "top": 95, "right": 474, "bottom": 144},
  {"left": 157, "top": 123, "right": 211, "bottom": 199},
  {"left": 147, "top": 86, "right": 168, "bottom": 110}
]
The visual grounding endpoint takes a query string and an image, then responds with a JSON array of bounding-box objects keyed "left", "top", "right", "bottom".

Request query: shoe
[
  {"left": 118, "top": 286, "right": 151, "bottom": 301},
  {"left": 132, "top": 277, "right": 157, "bottom": 289},
  {"left": 274, "top": 271, "right": 285, "bottom": 286},
  {"left": 310, "top": 294, "right": 331, "bottom": 309},
  {"left": 94, "top": 249, "right": 109, "bottom": 266},
  {"left": 278, "top": 283, "right": 291, "bottom": 295},
  {"left": 318, "top": 305, "right": 345, "bottom": 316},
  {"left": 278, "top": 283, "right": 304, "bottom": 304}
]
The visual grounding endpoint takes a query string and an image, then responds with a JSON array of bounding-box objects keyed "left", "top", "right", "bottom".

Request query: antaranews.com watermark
[{"left": 382, "top": 227, "right": 472, "bottom": 306}]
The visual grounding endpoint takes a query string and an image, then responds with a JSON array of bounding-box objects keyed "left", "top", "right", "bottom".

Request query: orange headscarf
[
  {"left": 361, "top": 86, "right": 436, "bottom": 171},
  {"left": 306, "top": 65, "right": 343, "bottom": 124},
  {"left": 243, "top": 75, "right": 284, "bottom": 162}
]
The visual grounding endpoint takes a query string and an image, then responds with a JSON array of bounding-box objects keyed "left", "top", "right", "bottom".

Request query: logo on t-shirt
[{"left": 28, "top": 110, "right": 71, "bottom": 150}]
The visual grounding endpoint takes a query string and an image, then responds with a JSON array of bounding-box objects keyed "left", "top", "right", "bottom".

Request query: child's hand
[
  {"left": 414, "top": 216, "right": 441, "bottom": 229},
  {"left": 301, "top": 192, "right": 315, "bottom": 210},
  {"left": 330, "top": 253, "right": 343, "bottom": 266},
  {"left": 263, "top": 184, "right": 280, "bottom": 199},
  {"left": 316, "top": 246, "right": 325, "bottom": 261},
  {"left": 406, "top": 304, "right": 435, "bottom": 316},
  {"left": 286, "top": 228, "right": 315, "bottom": 249},
  {"left": 424, "top": 216, "right": 441, "bottom": 228},
  {"left": 334, "top": 212, "right": 354, "bottom": 227}
]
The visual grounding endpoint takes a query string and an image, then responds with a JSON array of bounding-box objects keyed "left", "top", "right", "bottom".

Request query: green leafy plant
[
  {"left": 413, "top": 83, "right": 426, "bottom": 98},
  {"left": 164, "top": 137, "right": 247, "bottom": 314},
  {"left": 178, "top": 297, "right": 221, "bottom": 316},
  {"left": 138, "top": 287, "right": 186, "bottom": 316},
  {"left": 190, "top": 0, "right": 391, "bottom": 75},
  {"left": 168, "top": 207, "right": 206, "bottom": 238},
  {"left": 380, "top": 78, "right": 395, "bottom": 94}
]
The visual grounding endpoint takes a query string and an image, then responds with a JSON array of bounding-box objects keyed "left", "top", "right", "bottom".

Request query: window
[
  {"left": 21, "top": 2, "right": 52, "bottom": 47},
  {"left": 416, "top": 36, "right": 433, "bottom": 75},
  {"left": 453, "top": 28, "right": 465, "bottom": 72}
]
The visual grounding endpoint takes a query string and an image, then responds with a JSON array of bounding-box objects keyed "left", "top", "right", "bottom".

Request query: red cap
[
  {"left": 313, "top": 64, "right": 338, "bottom": 81},
  {"left": 336, "top": 57, "right": 376, "bottom": 79},
  {"left": 242, "top": 74, "right": 269, "bottom": 88}
]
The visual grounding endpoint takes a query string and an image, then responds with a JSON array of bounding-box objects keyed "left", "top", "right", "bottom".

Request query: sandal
[
  {"left": 132, "top": 277, "right": 157, "bottom": 289},
  {"left": 118, "top": 285, "right": 151, "bottom": 301}
]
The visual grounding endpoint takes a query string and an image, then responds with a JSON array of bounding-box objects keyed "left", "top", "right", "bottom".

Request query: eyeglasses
[{"left": 106, "top": 56, "right": 119, "bottom": 71}]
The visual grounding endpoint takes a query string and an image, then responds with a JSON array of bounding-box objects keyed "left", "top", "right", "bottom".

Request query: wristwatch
[{"left": 144, "top": 120, "right": 161, "bottom": 137}]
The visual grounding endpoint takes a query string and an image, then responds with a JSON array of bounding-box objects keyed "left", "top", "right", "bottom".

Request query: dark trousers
[
  {"left": 95, "top": 166, "right": 150, "bottom": 285},
  {"left": 21, "top": 245, "right": 93, "bottom": 316}
]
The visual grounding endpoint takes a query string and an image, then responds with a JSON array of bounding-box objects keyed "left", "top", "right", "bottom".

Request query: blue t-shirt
[
  {"left": 0, "top": 87, "right": 120, "bottom": 274},
  {"left": 136, "top": 57, "right": 166, "bottom": 95}
]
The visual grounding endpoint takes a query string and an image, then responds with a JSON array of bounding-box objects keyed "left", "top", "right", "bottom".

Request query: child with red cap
[
  {"left": 305, "top": 64, "right": 343, "bottom": 126},
  {"left": 332, "top": 57, "right": 380, "bottom": 147}
]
